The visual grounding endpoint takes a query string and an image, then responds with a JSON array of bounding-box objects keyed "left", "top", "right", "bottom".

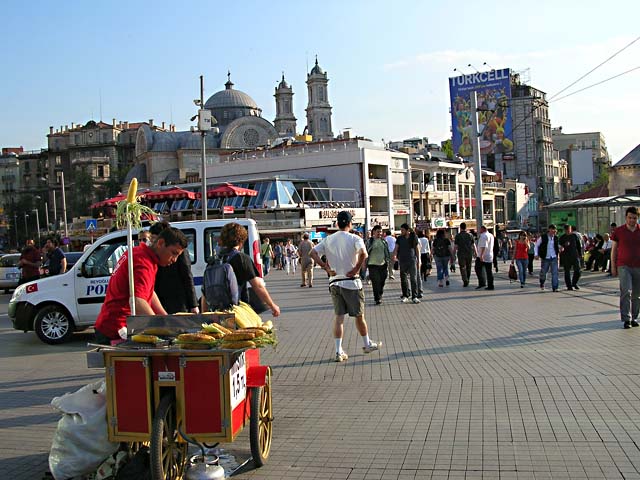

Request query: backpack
[
  {"left": 202, "top": 250, "right": 240, "bottom": 311},
  {"left": 433, "top": 238, "right": 450, "bottom": 258}
]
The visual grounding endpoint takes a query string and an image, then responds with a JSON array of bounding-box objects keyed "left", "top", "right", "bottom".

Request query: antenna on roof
[{"left": 99, "top": 88, "right": 103, "bottom": 122}]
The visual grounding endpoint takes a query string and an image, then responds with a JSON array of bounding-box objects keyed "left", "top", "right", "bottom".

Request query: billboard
[
  {"left": 549, "top": 209, "right": 577, "bottom": 228},
  {"left": 449, "top": 68, "right": 513, "bottom": 159}
]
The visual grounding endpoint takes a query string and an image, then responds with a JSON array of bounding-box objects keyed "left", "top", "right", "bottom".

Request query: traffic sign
[{"left": 86, "top": 219, "right": 98, "bottom": 231}]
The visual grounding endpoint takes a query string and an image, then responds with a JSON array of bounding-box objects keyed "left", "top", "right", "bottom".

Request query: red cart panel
[
  {"left": 180, "top": 357, "right": 225, "bottom": 437},
  {"left": 107, "top": 356, "right": 152, "bottom": 440}
]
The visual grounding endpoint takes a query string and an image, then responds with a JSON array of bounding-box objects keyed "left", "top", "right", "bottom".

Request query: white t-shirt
[
  {"left": 418, "top": 237, "right": 430, "bottom": 254},
  {"left": 477, "top": 232, "right": 494, "bottom": 263},
  {"left": 313, "top": 230, "right": 365, "bottom": 290},
  {"left": 384, "top": 235, "right": 396, "bottom": 252}
]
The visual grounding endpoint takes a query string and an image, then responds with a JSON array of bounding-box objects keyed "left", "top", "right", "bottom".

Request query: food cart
[{"left": 91, "top": 314, "right": 273, "bottom": 479}]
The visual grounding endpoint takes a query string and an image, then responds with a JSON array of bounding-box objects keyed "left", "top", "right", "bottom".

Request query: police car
[{"left": 9, "top": 219, "right": 263, "bottom": 344}]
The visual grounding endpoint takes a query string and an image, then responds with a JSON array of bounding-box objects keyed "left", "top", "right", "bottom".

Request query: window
[
  {"left": 81, "top": 238, "right": 128, "bottom": 278},
  {"left": 55, "top": 155, "right": 62, "bottom": 165},
  {"left": 204, "top": 226, "right": 249, "bottom": 264}
]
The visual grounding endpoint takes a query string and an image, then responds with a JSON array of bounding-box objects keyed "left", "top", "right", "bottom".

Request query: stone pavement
[{"left": 1, "top": 264, "right": 639, "bottom": 479}]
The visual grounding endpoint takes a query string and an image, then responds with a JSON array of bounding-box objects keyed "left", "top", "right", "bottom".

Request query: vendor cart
[{"left": 96, "top": 329, "right": 273, "bottom": 479}]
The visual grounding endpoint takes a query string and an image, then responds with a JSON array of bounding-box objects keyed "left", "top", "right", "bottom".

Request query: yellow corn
[
  {"left": 131, "top": 334, "right": 160, "bottom": 344},
  {"left": 127, "top": 178, "right": 138, "bottom": 203}
]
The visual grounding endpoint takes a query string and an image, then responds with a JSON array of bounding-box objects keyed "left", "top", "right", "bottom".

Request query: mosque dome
[{"left": 204, "top": 73, "right": 259, "bottom": 110}]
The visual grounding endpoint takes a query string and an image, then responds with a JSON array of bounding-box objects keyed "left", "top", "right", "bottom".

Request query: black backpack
[
  {"left": 433, "top": 238, "right": 450, "bottom": 258},
  {"left": 202, "top": 250, "right": 240, "bottom": 311}
]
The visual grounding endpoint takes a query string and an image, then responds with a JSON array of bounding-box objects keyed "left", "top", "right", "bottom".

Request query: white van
[{"left": 9, "top": 219, "right": 263, "bottom": 344}]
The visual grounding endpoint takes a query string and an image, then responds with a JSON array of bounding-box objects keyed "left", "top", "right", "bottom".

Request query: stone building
[{"left": 609, "top": 143, "right": 640, "bottom": 196}]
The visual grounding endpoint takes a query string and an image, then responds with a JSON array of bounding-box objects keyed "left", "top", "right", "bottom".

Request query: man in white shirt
[
  {"left": 311, "top": 211, "right": 381, "bottom": 363},
  {"left": 384, "top": 230, "right": 396, "bottom": 279},
  {"left": 477, "top": 225, "right": 495, "bottom": 290},
  {"left": 601, "top": 233, "right": 613, "bottom": 273},
  {"left": 534, "top": 224, "right": 560, "bottom": 292}
]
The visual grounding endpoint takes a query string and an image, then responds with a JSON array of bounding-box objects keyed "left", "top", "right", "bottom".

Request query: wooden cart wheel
[
  {"left": 249, "top": 367, "right": 273, "bottom": 467},
  {"left": 150, "top": 393, "right": 187, "bottom": 480}
]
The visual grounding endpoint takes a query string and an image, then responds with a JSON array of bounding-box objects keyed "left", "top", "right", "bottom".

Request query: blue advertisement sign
[{"left": 449, "top": 68, "right": 513, "bottom": 159}]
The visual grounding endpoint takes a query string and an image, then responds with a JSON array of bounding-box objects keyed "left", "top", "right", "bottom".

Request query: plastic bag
[{"left": 49, "top": 380, "right": 119, "bottom": 480}]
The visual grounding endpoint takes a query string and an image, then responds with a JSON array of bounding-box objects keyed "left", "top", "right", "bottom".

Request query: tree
[
  {"left": 69, "top": 168, "right": 95, "bottom": 219},
  {"left": 441, "top": 139, "right": 454, "bottom": 160}
]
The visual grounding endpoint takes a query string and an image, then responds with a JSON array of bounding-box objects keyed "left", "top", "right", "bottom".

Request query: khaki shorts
[{"left": 330, "top": 286, "right": 365, "bottom": 317}]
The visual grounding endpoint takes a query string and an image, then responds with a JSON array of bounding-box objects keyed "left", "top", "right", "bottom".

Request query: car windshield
[{"left": 0, "top": 255, "right": 20, "bottom": 267}]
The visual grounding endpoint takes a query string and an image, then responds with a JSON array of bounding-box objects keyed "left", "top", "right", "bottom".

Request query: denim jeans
[
  {"left": 618, "top": 266, "right": 640, "bottom": 322},
  {"left": 516, "top": 258, "right": 528, "bottom": 285},
  {"left": 399, "top": 261, "right": 418, "bottom": 299},
  {"left": 434, "top": 256, "right": 450, "bottom": 281},
  {"left": 539, "top": 258, "right": 559, "bottom": 289},
  {"left": 262, "top": 256, "right": 271, "bottom": 276}
]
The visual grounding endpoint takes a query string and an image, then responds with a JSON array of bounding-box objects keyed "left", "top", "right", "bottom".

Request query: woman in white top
[{"left": 417, "top": 230, "right": 432, "bottom": 282}]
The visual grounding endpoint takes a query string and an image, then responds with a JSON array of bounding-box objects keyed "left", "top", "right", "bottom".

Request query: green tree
[
  {"left": 441, "top": 139, "right": 454, "bottom": 160},
  {"left": 69, "top": 168, "right": 95, "bottom": 219}
]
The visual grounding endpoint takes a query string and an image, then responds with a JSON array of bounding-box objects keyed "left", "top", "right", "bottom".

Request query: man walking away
[
  {"left": 310, "top": 211, "right": 381, "bottom": 362},
  {"left": 535, "top": 224, "right": 560, "bottom": 292},
  {"left": 392, "top": 223, "right": 421, "bottom": 303},
  {"left": 559, "top": 224, "right": 582, "bottom": 291},
  {"left": 298, "top": 233, "right": 315, "bottom": 287},
  {"left": 477, "top": 226, "right": 495, "bottom": 290},
  {"left": 611, "top": 207, "right": 640, "bottom": 329},
  {"left": 367, "top": 225, "right": 390, "bottom": 305},
  {"left": 260, "top": 238, "right": 273, "bottom": 276},
  {"left": 454, "top": 222, "right": 475, "bottom": 287},
  {"left": 384, "top": 230, "right": 396, "bottom": 279}
]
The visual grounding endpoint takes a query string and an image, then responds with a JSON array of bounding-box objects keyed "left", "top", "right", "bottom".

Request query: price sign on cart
[{"left": 230, "top": 352, "right": 247, "bottom": 409}]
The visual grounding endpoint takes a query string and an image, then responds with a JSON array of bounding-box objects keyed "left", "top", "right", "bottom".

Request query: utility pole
[
  {"left": 470, "top": 91, "right": 484, "bottom": 230},
  {"left": 33, "top": 209, "right": 40, "bottom": 244},
  {"left": 61, "top": 171, "right": 69, "bottom": 239},
  {"left": 200, "top": 75, "right": 207, "bottom": 220}
]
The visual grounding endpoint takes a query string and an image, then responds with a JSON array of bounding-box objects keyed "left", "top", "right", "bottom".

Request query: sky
[{"left": 1, "top": 0, "right": 639, "bottom": 163}]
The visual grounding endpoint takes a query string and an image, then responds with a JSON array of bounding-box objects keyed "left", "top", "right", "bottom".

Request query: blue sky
[{"left": 1, "top": 0, "right": 638, "bottom": 162}]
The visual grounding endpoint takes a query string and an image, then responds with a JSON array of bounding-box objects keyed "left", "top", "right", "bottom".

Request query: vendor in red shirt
[
  {"left": 18, "top": 239, "right": 42, "bottom": 284},
  {"left": 94, "top": 226, "right": 188, "bottom": 344},
  {"left": 611, "top": 206, "right": 640, "bottom": 329}
]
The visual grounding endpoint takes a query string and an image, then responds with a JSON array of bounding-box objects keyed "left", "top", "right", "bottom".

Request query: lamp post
[
  {"left": 61, "top": 171, "right": 69, "bottom": 239},
  {"left": 33, "top": 208, "right": 41, "bottom": 244},
  {"left": 13, "top": 213, "right": 18, "bottom": 249},
  {"left": 45, "top": 202, "right": 50, "bottom": 234},
  {"left": 24, "top": 213, "right": 29, "bottom": 239},
  {"left": 194, "top": 75, "right": 217, "bottom": 220}
]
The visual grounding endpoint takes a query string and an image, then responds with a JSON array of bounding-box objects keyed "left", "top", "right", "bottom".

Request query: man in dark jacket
[
  {"left": 535, "top": 224, "right": 560, "bottom": 292},
  {"left": 453, "top": 222, "right": 475, "bottom": 287},
  {"left": 559, "top": 224, "right": 582, "bottom": 291}
]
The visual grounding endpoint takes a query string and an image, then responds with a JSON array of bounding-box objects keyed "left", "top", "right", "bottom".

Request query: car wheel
[{"left": 34, "top": 305, "right": 75, "bottom": 344}]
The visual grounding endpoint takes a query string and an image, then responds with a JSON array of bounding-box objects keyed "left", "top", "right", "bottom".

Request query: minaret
[
  {"left": 274, "top": 73, "right": 297, "bottom": 136},
  {"left": 305, "top": 57, "right": 333, "bottom": 141}
]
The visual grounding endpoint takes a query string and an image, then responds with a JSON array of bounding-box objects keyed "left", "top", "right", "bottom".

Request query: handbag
[{"left": 508, "top": 263, "right": 518, "bottom": 281}]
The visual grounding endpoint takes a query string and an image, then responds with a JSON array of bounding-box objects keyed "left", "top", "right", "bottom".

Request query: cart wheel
[
  {"left": 150, "top": 393, "right": 187, "bottom": 480},
  {"left": 249, "top": 368, "right": 273, "bottom": 467}
]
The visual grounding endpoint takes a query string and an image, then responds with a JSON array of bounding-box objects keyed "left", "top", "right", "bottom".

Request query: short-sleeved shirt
[
  {"left": 228, "top": 250, "right": 259, "bottom": 303},
  {"left": 418, "top": 237, "right": 430, "bottom": 255},
  {"left": 95, "top": 243, "right": 159, "bottom": 339},
  {"left": 396, "top": 235, "right": 416, "bottom": 264},
  {"left": 20, "top": 246, "right": 41, "bottom": 280},
  {"left": 298, "top": 240, "right": 315, "bottom": 268},
  {"left": 384, "top": 235, "right": 396, "bottom": 252},
  {"left": 611, "top": 225, "right": 640, "bottom": 268},
  {"left": 454, "top": 231, "right": 475, "bottom": 257},
  {"left": 478, "top": 232, "right": 494, "bottom": 263},
  {"left": 313, "top": 231, "right": 365, "bottom": 290},
  {"left": 47, "top": 247, "right": 66, "bottom": 275}
]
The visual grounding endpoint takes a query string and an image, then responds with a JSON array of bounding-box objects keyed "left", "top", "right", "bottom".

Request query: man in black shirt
[
  {"left": 453, "top": 222, "right": 476, "bottom": 287},
  {"left": 559, "top": 224, "right": 582, "bottom": 291},
  {"left": 392, "top": 223, "right": 420, "bottom": 303},
  {"left": 43, "top": 237, "right": 67, "bottom": 276}
]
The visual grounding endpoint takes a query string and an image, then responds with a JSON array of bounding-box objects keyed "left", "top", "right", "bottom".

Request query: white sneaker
[
  {"left": 401, "top": 297, "right": 409, "bottom": 303},
  {"left": 363, "top": 341, "right": 381, "bottom": 353},
  {"left": 412, "top": 298, "right": 421, "bottom": 304},
  {"left": 335, "top": 351, "right": 348, "bottom": 362}
]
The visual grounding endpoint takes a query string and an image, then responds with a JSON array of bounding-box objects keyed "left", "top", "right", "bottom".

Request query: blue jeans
[
  {"left": 262, "top": 256, "right": 271, "bottom": 276},
  {"left": 539, "top": 258, "right": 559, "bottom": 290},
  {"left": 618, "top": 266, "right": 640, "bottom": 322},
  {"left": 434, "top": 256, "right": 450, "bottom": 281},
  {"left": 516, "top": 259, "right": 528, "bottom": 285}
]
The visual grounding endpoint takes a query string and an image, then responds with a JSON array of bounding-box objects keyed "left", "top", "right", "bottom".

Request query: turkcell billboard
[{"left": 449, "top": 68, "right": 513, "bottom": 159}]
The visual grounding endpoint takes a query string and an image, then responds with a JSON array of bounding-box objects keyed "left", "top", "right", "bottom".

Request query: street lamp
[
  {"left": 32, "top": 208, "right": 40, "bottom": 244},
  {"left": 61, "top": 170, "right": 69, "bottom": 240},
  {"left": 13, "top": 213, "right": 18, "bottom": 249},
  {"left": 24, "top": 213, "right": 29, "bottom": 239},
  {"left": 193, "top": 75, "right": 218, "bottom": 220}
]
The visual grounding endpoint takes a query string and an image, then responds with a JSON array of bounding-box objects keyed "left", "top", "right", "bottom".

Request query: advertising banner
[{"left": 449, "top": 68, "right": 513, "bottom": 159}]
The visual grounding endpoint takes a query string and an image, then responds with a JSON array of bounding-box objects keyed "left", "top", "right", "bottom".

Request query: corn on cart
[{"left": 90, "top": 314, "right": 273, "bottom": 479}]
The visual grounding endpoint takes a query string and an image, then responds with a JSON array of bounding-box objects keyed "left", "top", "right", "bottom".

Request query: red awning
[
  {"left": 200, "top": 183, "right": 258, "bottom": 198},
  {"left": 90, "top": 193, "right": 128, "bottom": 209},
  {"left": 145, "top": 187, "right": 196, "bottom": 201}
]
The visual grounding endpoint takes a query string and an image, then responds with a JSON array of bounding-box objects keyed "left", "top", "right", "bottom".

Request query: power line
[
  {"left": 551, "top": 66, "right": 640, "bottom": 102},
  {"left": 548, "top": 35, "right": 640, "bottom": 101}
]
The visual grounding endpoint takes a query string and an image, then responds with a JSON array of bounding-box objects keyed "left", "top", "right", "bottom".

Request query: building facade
[{"left": 552, "top": 127, "right": 610, "bottom": 189}]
